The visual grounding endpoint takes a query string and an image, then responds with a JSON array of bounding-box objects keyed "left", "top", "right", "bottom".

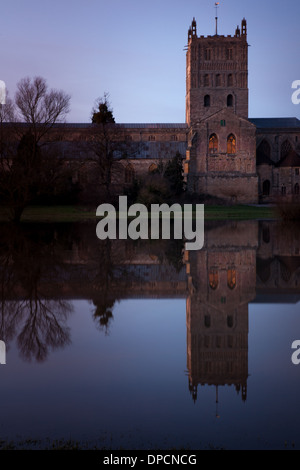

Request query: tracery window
[
  {"left": 227, "top": 269, "right": 236, "bottom": 290},
  {"left": 209, "top": 270, "right": 218, "bottom": 290},
  {"left": 227, "top": 134, "right": 236, "bottom": 154},
  {"left": 209, "top": 134, "right": 218, "bottom": 154}
]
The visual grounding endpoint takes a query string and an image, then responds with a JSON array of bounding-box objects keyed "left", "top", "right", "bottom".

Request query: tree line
[{"left": 0, "top": 77, "right": 185, "bottom": 222}]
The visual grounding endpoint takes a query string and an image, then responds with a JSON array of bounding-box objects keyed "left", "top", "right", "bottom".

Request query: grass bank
[
  {"left": 204, "top": 204, "right": 276, "bottom": 220},
  {"left": 0, "top": 203, "right": 277, "bottom": 223}
]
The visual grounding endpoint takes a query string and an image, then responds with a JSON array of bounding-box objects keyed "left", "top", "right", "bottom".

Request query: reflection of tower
[{"left": 185, "top": 221, "right": 258, "bottom": 405}]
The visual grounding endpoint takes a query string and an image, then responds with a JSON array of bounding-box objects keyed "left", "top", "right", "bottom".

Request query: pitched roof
[{"left": 250, "top": 117, "right": 300, "bottom": 129}]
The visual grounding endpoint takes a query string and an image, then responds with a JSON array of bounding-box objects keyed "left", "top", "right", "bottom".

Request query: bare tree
[
  {"left": 15, "top": 76, "right": 70, "bottom": 143},
  {"left": 0, "top": 76, "right": 71, "bottom": 222}
]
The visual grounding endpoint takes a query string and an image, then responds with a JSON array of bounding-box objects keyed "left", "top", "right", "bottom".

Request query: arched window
[
  {"left": 227, "top": 316, "right": 234, "bottom": 328},
  {"left": 125, "top": 164, "right": 135, "bottom": 184},
  {"left": 204, "top": 95, "right": 210, "bottom": 107},
  {"left": 227, "top": 134, "right": 236, "bottom": 154},
  {"left": 263, "top": 226, "right": 270, "bottom": 244},
  {"left": 209, "top": 134, "right": 218, "bottom": 154},
  {"left": 262, "top": 180, "right": 271, "bottom": 196},
  {"left": 281, "top": 139, "right": 292, "bottom": 160},
  {"left": 216, "top": 74, "right": 221, "bottom": 87},
  {"left": 227, "top": 269, "right": 236, "bottom": 290},
  {"left": 281, "top": 184, "right": 286, "bottom": 195},
  {"left": 149, "top": 163, "right": 158, "bottom": 173},
  {"left": 204, "top": 315, "right": 211, "bottom": 328},
  {"left": 295, "top": 183, "right": 299, "bottom": 195},
  {"left": 227, "top": 74, "right": 233, "bottom": 86},
  {"left": 257, "top": 139, "right": 271, "bottom": 161},
  {"left": 209, "top": 270, "right": 218, "bottom": 290},
  {"left": 227, "top": 94, "right": 233, "bottom": 107},
  {"left": 204, "top": 74, "right": 210, "bottom": 87}
]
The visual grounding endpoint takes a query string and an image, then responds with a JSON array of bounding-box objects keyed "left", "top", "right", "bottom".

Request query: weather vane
[{"left": 215, "top": 2, "right": 220, "bottom": 36}]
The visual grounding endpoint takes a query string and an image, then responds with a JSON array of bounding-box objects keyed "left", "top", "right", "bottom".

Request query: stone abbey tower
[{"left": 184, "top": 17, "right": 258, "bottom": 203}]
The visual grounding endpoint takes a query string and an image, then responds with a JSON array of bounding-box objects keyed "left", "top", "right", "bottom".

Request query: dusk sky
[{"left": 1, "top": 0, "right": 299, "bottom": 123}]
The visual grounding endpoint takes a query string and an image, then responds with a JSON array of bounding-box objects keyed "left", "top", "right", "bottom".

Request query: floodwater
[{"left": 0, "top": 219, "right": 299, "bottom": 450}]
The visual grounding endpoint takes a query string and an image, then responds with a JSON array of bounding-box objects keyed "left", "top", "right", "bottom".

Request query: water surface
[{"left": 0, "top": 220, "right": 299, "bottom": 450}]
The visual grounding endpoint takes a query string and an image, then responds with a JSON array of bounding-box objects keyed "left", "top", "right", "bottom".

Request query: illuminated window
[
  {"left": 227, "top": 269, "right": 236, "bottom": 290},
  {"left": 209, "top": 270, "right": 218, "bottom": 289},
  {"left": 149, "top": 163, "right": 158, "bottom": 173},
  {"left": 209, "top": 134, "right": 218, "bottom": 154},
  {"left": 227, "top": 134, "right": 236, "bottom": 154}
]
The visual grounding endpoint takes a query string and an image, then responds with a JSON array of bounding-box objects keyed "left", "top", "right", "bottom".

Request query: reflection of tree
[
  {"left": 16, "top": 298, "right": 72, "bottom": 362},
  {"left": 92, "top": 298, "right": 115, "bottom": 335},
  {"left": 0, "top": 223, "right": 73, "bottom": 361},
  {"left": 90, "top": 239, "right": 130, "bottom": 335}
]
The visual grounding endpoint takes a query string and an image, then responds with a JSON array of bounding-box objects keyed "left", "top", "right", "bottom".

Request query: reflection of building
[
  {"left": 1, "top": 222, "right": 300, "bottom": 398},
  {"left": 184, "top": 221, "right": 258, "bottom": 402},
  {"left": 256, "top": 221, "right": 300, "bottom": 302}
]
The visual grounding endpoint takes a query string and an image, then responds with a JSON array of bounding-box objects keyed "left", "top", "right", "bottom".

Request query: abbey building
[{"left": 59, "top": 17, "right": 300, "bottom": 204}]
